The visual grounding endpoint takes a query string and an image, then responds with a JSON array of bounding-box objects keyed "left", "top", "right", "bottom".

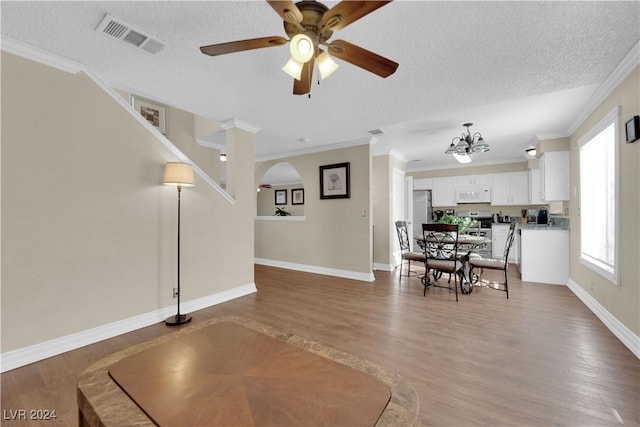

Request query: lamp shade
[
  {"left": 453, "top": 153, "right": 472, "bottom": 164},
  {"left": 163, "top": 162, "right": 194, "bottom": 187},
  {"left": 282, "top": 57, "right": 304, "bottom": 80},
  {"left": 317, "top": 51, "right": 339, "bottom": 80}
]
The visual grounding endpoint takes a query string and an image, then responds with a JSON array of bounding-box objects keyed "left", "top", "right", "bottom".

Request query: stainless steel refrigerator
[{"left": 412, "top": 190, "right": 432, "bottom": 244}]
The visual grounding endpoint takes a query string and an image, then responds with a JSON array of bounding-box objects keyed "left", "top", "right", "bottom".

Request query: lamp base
[{"left": 165, "top": 313, "right": 192, "bottom": 326}]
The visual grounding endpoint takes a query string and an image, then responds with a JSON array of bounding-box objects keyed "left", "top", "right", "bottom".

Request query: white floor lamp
[{"left": 163, "top": 162, "right": 194, "bottom": 326}]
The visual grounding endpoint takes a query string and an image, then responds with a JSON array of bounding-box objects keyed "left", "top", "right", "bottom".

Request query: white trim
[
  {"left": 577, "top": 105, "right": 621, "bottom": 286},
  {"left": 255, "top": 216, "right": 306, "bottom": 221},
  {"left": 256, "top": 137, "right": 371, "bottom": 162},
  {"left": 373, "top": 263, "right": 394, "bottom": 272},
  {"left": 567, "top": 40, "right": 640, "bottom": 136},
  {"left": 1, "top": 36, "right": 85, "bottom": 74},
  {"left": 567, "top": 279, "right": 639, "bottom": 359},
  {"left": 255, "top": 258, "right": 375, "bottom": 282},
  {"left": 0, "top": 283, "right": 257, "bottom": 373},
  {"left": 220, "top": 118, "right": 261, "bottom": 134}
]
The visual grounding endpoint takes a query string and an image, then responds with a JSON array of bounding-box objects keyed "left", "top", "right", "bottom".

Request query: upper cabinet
[
  {"left": 455, "top": 174, "right": 492, "bottom": 187},
  {"left": 413, "top": 178, "right": 433, "bottom": 190},
  {"left": 529, "top": 168, "right": 544, "bottom": 204},
  {"left": 539, "top": 151, "right": 570, "bottom": 201},
  {"left": 491, "top": 171, "right": 529, "bottom": 205},
  {"left": 431, "top": 176, "right": 457, "bottom": 207}
]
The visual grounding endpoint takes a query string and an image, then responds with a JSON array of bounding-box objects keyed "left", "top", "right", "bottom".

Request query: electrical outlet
[{"left": 173, "top": 287, "right": 178, "bottom": 298}]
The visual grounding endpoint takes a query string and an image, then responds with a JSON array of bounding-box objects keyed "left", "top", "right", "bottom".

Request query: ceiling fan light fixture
[
  {"left": 317, "top": 51, "right": 339, "bottom": 79},
  {"left": 282, "top": 57, "right": 304, "bottom": 80},
  {"left": 290, "top": 33, "right": 314, "bottom": 63}
]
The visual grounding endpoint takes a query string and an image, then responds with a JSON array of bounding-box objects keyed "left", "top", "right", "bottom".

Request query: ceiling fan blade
[
  {"left": 328, "top": 39, "right": 398, "bottom": 78},
  {"left": 200, "top": 36, "right": 287, "bottom": 56},
  {"left": 293, "top": 59, "right": 313, "bottom": 95},
  {"left": 322, "top": 1, "right": 392, "bottom": 31},
  {"left": 266, "top": 0, "right": 303, "bottom": 24}
]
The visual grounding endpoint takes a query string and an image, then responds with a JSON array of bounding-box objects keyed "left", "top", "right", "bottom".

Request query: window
[{"left": 578, "top": 106, "right": 619, "bottom": 284}]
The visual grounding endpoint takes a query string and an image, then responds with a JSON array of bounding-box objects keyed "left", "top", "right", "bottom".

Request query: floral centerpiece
[{"left": 435, "top": 215, "right": 475, "bottom": 234}]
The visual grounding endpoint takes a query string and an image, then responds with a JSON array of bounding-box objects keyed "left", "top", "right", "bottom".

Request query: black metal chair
[
  {"left": 469, "top": 221, "right": 517, "bottom": 298},
  {"left": 421, "top": 223, "right": 461, "bottom": 301},
  {"left": 394, "top": 221, "right": 426, "bottom": 281}
]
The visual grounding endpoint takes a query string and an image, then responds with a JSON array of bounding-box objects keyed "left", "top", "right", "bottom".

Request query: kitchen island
[{"left": 519, "top": 224, "right": 569, "bottom": 285}]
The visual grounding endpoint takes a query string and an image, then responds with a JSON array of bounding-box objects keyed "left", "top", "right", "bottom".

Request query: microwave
[{"left": 456, "top": 185, "right": 491, "bottom": 203}]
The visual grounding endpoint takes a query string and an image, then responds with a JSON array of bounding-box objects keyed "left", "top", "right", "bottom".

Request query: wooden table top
[
  {"left": 108, "top": 322, "right": 390, "bottom": 426},
  {"left": 77, "top": 316, "right": 419, "bottom": 427}
]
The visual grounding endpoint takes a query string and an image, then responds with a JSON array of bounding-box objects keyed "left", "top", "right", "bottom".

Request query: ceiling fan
[{"left": 200, "top": 0, "right": 399, "bottom": 96}]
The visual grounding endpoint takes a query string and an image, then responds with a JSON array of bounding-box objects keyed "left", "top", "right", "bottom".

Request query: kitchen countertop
[{"left": 519, "top": 223, "right": 569, "bottom": 230}]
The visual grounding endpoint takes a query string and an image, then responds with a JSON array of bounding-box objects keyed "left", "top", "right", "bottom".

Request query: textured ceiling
[{"left": 2, "top": 1, "right": 638, "bottom": 174}]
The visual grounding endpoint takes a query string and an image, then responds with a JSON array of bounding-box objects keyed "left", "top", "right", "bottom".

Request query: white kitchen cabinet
[
  {"left": 413, "top": 178, "right": 433, "bottom": 190},
  {"left": 529, "top": 168, "right": 544, "bottom": 204},
  {"left": 520, "top": 228, "right": 569, "bottom": 285},
  {"left": 456, "top": 174, "right": 492, "bottom": 187},
  {"left": 540, "top": 151, "right": 570, "bottom": 201},
  {"left": 491, "top": 171, "right": 529, "bottom": 205},
  {"left": 492, "top": 223, "right": 518, "bottom": 262},
  {"left": 431, "top": 176, "right": 456, "bottom": 207}
]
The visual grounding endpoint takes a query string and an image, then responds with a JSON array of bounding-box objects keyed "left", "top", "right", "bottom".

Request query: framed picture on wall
[
  {"left": 130, "top": 94, "right": 167, "bottom": 135},
  {"left": 291, "top": 188, "right": 305, "bottom": 205},
  {"left": 320, "top": 162, "right": 350, "bottom": 199},
  {"left": 275, "top": 189, "right": 287, "bottom": 205}
]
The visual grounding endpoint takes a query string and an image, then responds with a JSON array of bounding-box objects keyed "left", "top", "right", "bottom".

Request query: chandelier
[{"left": 445, "top": 123, "right": 490, "bottom": 162}]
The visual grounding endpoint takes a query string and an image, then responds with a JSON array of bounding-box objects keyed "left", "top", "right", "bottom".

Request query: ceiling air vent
[
  {"left": 96, "top": 14, "right": 165, "bottom": 54},
  {"left": 368, "top": 129, "right": 385, "bottom": 136}
]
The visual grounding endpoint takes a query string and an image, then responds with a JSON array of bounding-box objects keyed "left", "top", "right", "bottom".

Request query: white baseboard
[
  {"left": 0, "top": 283, "right": 257, "bottom": 373},
  {"left": 374, "top": 263, "right": 394, "bottom": 272},
  {"left": 255, "top": 258, "right": 375, "bottom": 282},
  {"left": 567, "top": 278, "right": 639, "bottom": 359}
]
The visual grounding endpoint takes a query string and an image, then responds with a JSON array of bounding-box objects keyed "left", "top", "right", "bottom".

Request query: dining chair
[
  {"left": 394, "top": 221, "right": 426, "bottom": 281},
  {"left": 421, "top": 223, "right": 461, "bottom": 301},
  {"left": 469, "top": 221, "right": 517, "bottom": 298}
]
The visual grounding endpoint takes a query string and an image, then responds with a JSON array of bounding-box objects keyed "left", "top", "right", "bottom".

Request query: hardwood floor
[{"left": 2, "top": 264, "right": 638, "bottom": 426}]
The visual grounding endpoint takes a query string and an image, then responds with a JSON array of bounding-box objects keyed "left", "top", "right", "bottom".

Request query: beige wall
[
  {"left": 569, "top": 66, "right": 640, "bottom": 335},
  {"left": 1, "top": 52, "right": 255, "bottom": 352},
  {"left": 373, "top": 155, "right": 392, "bottom": 267},
  {"left": 255, "top": 145, "right": 372, "bottom": 275},
  {"left": 257, "top": 183, "right": 305, "bottom": 217}
]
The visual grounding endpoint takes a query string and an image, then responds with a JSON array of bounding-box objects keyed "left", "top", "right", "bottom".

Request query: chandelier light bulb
[{"left": 290, "top": 34, "right": 314, "bottom": 63}]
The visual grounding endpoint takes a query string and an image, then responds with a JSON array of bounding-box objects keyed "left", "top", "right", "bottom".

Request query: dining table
[{"left": 414, "top": 234, "right": 491, "bottom": 294}]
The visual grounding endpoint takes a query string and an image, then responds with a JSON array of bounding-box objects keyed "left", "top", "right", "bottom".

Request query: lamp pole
[{"left": 163, "top": 162, "right": 194, "bottom": 326}]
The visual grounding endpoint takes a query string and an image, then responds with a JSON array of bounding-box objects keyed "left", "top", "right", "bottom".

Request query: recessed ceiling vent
[
  {"left": 96, "top": 14, "right": 165, "bottom": 54},
  {"left": 368, "top": 129, "right": 385, "bottom": 136}
]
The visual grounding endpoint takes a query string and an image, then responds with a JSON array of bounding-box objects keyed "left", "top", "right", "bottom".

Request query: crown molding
[
  {"left": 0, "top": 36, "right": 85, "bottom": 74},
  {"left": 255, "top": 137, "right": 371, "bottom": 162},
  {"left": 220, "top": 118, "right": 261, "bottom": 134},
  {"left": 567, "top": 39, "right": 640, "bottom": 136}
]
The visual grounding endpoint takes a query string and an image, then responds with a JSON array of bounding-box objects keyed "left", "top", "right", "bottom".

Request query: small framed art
[
  {"left": 291, "top": 188, "right": 305, "bottom": 205},
  {"left": 130, "top": 94, "right": 167, "bottom": 135},
  {"left": 275, "top": 189, "right": 287, "bottom": 205}
]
